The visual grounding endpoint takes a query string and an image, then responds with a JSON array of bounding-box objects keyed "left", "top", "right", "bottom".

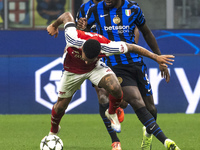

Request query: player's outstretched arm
[
  {"left": 77, "top": 18, "right": 87, "bottom": 30},
  {"left": 126, "top": 43, "right": 174, "bottom": 66},
  {"left": 47, "top": 12, "right": 75, "bottom": 38}
]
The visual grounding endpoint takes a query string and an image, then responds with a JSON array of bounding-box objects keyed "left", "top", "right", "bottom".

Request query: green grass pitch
[{"left": 0, "top": 113, "right": 199, "bottom": 150}]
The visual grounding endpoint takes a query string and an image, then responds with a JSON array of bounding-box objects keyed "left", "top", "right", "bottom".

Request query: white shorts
[{"left": 58, "top": 60, "right": 115, "bottom": 98}]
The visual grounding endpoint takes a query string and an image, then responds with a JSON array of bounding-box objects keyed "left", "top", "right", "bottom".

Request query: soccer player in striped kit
[
  {"left": 76, "top": 1, "right": 136, "bottom": 149},
  {"left": 77, "top": 0, "right": 181, "bottom": 150},
  {"left": 47, "top": 11, "right": 177, "bottom": 150}
]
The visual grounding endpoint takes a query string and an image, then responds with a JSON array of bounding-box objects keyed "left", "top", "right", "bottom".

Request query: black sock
[
  {"left": 99, "top": 103, "right": 120, "bottom": 143},
  {"left": 135, "top": 107, "right": 167, "bottom": 144}
]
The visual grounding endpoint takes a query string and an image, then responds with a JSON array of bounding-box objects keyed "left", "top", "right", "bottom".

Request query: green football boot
[
  {"left": 141, "top": 126, "right": 153, "bottom": 150},
  {"left": 164, "top": 139, "right": 181, "bottom": 150}
]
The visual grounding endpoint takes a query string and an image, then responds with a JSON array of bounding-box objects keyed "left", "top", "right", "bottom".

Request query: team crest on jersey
[
  {"left": 125, "top": 9, "right": 131, "bottom": 16},
  {"left": 113, "top": 15, "right": 121, "bottom": 24}
]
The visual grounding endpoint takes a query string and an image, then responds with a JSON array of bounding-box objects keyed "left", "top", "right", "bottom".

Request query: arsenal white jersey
[{"left": 63, "top": 22, "right": 128, "bottom": 74}]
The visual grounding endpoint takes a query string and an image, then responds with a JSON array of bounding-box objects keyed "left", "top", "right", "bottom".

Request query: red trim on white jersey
[{"left": 63, "top": 23, "right": 127, "bottom": 74}]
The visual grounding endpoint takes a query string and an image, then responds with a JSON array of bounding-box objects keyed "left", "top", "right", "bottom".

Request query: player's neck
[
  {"left": 93, "top": 0, "right": 101, "bottom": 5},
  {"left": 114, "top": 0, "right": 123, "bottom": 9}
]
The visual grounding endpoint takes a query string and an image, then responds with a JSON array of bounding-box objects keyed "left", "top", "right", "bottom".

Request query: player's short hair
[{"left": 83, "top": 39, "right": 101, "bottom": 59}]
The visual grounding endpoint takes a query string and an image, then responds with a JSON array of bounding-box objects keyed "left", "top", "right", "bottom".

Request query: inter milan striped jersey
[
  {"left": 63, "top": 22, "right": 128, "bottom": 74},
  {"left": 86, "top": 0, "right": 145, "bottom": 66},
  {"left": 76, "top": 0, "right": 97, "bottom": 32}
]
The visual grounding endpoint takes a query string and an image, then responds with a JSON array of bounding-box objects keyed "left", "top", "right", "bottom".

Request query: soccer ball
[{"left": 40, "top": 135, "right": 63, "bottom": 150}]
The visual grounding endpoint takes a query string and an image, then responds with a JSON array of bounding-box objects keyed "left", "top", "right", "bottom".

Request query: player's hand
[
  {"left": 77, "top": 18, "right": 87, "bottom": 30},
  {"left": 159, "top": 65, "right": 170, "bottom": 83},
  {"left": 47, "top": 24, "right": 59, "bottom": 38},
  {"left": 156, "top": 55, "right": 175, "bottom": 66}
]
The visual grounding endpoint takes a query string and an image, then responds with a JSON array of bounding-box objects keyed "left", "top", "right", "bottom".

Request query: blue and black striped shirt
[
  {"left": 86, "top": 0, "right": 146, "bottom": 66},
  {"left": 76, "top": 0, "right": 97, "bottom": 33}
]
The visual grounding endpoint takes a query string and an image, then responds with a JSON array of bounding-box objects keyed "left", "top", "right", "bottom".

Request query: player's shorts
[
  {"left": 58, "top": 60, "right": 115, "bottom": 98},
  {"left": 110, "top": 62, "right": 152, "bottom": 97}
]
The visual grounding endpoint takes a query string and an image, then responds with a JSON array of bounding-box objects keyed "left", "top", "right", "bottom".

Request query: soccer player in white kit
[{"left": 46, "top": 12, "right": 175, "bottom": 139}]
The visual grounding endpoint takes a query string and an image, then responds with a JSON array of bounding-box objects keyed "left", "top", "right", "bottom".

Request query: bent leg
[
  {"left": 50, "top": 97, "right": 72, "bottom": 134},
  {"left": 94, "top": 86, "right": 120, "bottom": 143},
  {"left": 122, "top": 86, "right": 167, "bottom": 144},
  {"left": 98, "top": 74, "right": 123, "bottom": 114},
  {"left": 122, "top": 86, "right": 145, "bottom": 111}
]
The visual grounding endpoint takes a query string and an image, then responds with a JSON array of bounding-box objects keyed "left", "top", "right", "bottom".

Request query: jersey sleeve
[
  {"left": 101, "top": 41, "right": 128, "bottom": 56},
  {"left": 86, "top": 5, "right": 96, "bottom": 28},
  {"left": 75, "top": 3, "right": 85, "bottom": 23},
  {"left": 64, "top": 22, "right": 85, "bottom": 49},
  {"left": 135, "top": 6, "right": 146, "bottom": 27}
]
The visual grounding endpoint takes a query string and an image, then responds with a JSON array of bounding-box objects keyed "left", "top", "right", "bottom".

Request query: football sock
[
  {"left": 99, "top": 103, "right": 120, "bottom": 143},
  {"left": 108, "top": 92, "right": 123, "bottom": 114},
  {"left": 51, "top": 107, "right": 65, "bottom": 133},
  {"left": 135, "top": 107, "right": 167, "bottom": 144}
]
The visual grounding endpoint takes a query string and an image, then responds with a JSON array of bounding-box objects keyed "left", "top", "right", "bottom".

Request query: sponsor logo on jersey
[
  {"left": 100, "top": 14, "right": 108, "bottom": 18},
  {"left": 104, "top": 25, "right": 130, "bottom": 31}
]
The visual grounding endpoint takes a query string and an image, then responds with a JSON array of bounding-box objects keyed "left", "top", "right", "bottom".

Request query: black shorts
[{"left": 110, "top": 62, "right": 152, "bottom": 97}]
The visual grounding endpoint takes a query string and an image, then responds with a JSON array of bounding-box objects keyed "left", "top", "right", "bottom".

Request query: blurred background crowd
[{"left": 0, "top": 0, "right": 200, "bottom": 30}]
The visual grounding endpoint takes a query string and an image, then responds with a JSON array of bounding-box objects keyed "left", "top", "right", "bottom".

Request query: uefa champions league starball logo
[{"left": 156, "top": 30, "right": 200, "bottom": 54}]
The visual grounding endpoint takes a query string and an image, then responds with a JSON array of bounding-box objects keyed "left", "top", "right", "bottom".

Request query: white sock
[
  {"left": 164, "top": 139, "right": 172, "bottom": 148},
  {"left": 145, "top": 130, "right": 152, "bottom": 137}
]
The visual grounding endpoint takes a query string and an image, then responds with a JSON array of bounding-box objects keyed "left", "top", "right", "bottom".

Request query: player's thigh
[
  {"left": 88, "top": 61, "right": 121, "bottom": 96},
  {"left": 122, "top": 86, "right": 145, "bottom": 111},
  {"left": 88, "top": 61, "right": 115, "bottom": 86},
  {"left": 58, "top": 71, "right": 86, "bottom": 98}
]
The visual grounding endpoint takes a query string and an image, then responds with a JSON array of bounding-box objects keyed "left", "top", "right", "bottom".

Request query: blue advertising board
[
  {"left": 138, "top": 30, "right": 200, "bottom": 55},
  {"left": 0, "top": 55, "right": 199, "bottom": 114},
  {"left": 0, "top": 29, "right": 200, "bottom": 114}
]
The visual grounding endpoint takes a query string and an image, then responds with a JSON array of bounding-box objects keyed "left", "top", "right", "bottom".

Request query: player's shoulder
[
  {"left": 89, "top": 1, "right": 104, "bottom": 10},
  {"left": 80, "top": 0, "right": 94, "bottom": 8},
  {"left": 125, "top": 0, "right": 140, "bottom": 7},
  {"left": 129, "top": 0, "right": 139, "bottom": 6},
  {"left": 123, "top": 0, "right": 141, "bottom": 13}
]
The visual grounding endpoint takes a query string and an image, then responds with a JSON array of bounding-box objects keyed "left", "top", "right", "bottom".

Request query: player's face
[
  {"left": 104, "top": 0, "right": 119, "bottom": 8},
  {"left": 82, "top": 51, "right": 97, "bottom": 64}
]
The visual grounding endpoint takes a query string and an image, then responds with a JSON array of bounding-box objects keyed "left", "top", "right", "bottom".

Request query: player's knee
[
  {"left": 148, "top": 106, "right": 157, "bottom": 114},
  {"left": 126, "top": 97, "right": 145, "bottom": 111},
  {"left": 110, "top": 86, "right": 122, "bottom": 99},
  {"left": 104, "top": 80, "right": 121, "bottom": 97},
  {"left": 56, "top": 98, "right": 68, "bottom": 113}
]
